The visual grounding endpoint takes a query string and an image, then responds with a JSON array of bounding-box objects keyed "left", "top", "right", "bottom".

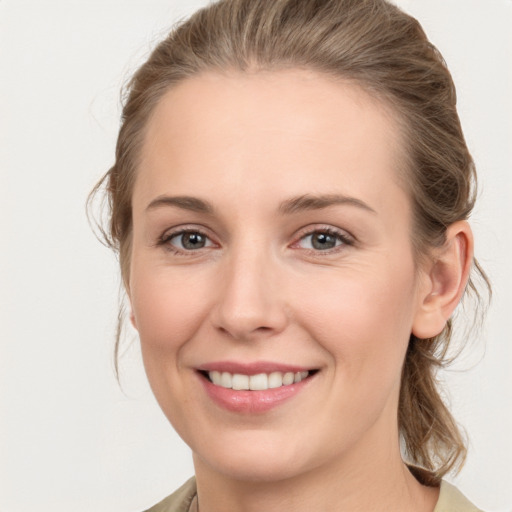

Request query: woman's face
[{"left": 129, "top": 70, "right": 432, "bottom": 481}]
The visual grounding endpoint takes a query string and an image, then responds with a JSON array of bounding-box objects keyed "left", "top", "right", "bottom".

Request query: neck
[{"left": 192, "top": 428, "right": 439, "bottom": 512}]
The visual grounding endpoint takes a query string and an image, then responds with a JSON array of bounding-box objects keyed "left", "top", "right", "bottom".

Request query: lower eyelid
[
  {"left": 156, "top": 229, "right": 211, "bottom": 251},
  {"left": 296, "top": 229, "right": 353, "bottom": 245},
  {"left": 157, "top": 226, "right": 353, "bottom": 251}
]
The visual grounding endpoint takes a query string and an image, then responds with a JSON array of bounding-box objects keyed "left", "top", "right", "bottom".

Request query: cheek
[
  {"left": 130, "top": 263, "right": 213, "bottom": 352},
  {"left": 294, "top": 260, "right": 418, "bottom": 376},
  {"left": 128, "top": 264, "right": 215, "bottom": 426}
]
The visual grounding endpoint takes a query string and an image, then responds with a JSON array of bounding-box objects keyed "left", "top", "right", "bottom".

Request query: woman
[{"left": 91, "top": 0, "right": 489, "bottom": 510}]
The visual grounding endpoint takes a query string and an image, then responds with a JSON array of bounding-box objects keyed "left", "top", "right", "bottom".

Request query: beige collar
[{"left": 188, "top": 494, "right": 198, "bottom": 512}]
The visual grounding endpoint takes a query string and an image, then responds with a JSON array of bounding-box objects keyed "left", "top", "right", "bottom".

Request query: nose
[{"left": 211, "top": 246, "right": 289, "bottom": 341}]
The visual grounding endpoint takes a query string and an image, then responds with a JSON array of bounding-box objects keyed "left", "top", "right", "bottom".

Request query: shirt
[{"left": 144, "top": 476, "right": 483, "bottom": 512}]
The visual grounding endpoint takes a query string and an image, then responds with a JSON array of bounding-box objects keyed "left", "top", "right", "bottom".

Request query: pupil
[
  {"left": 183, "top": 232, "right": 205, "bottom": 249},
  {"left": 312, "top": 233, "right": 336, "bottom": 250}
]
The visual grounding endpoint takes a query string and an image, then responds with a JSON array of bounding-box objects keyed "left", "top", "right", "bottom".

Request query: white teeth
[
  {"left": 232, "top": 374, "right": 250, "bottom": 390},
  {"left": 208, "top": 370, "right": 311, "bottom": 390},
  {"left": 210, "top": 370, "right": 222, "bottom": 385},
  {"left": 220, "top": 372, "right": 232, "bottom": 388},
  {"left": 268, "top": 372, "right": 283, "bottom": 388},
  {"left": 282, "top": 372, "right": 295, "bottom": 385},
  {"left": 249, "top": 373, "right": 268, "bottom": 390}
]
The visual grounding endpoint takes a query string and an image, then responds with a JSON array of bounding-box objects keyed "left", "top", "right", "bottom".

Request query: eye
[
  {"left": 295, "top": 228, "right": 352, "bottom": 251},
  {"left": 163, "top": 230, "right": 215, "bottom": 251}
]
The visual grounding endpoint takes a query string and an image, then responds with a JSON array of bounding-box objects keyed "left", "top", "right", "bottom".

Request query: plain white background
[{"left": 1, "top": 1, "right": 511, "bottom": 511}]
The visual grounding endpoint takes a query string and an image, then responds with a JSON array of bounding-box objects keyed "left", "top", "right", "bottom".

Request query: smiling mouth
[{"left": 199, "top": 370, "right": 318, "bottom": 391}]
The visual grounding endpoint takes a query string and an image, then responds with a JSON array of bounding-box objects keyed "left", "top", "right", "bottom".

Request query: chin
[
  {"left": 210, "top": 456, "right": 307, "bottom": 483},
  {"left": 193, "top": 434, "right": 316, "bottom": 484}
]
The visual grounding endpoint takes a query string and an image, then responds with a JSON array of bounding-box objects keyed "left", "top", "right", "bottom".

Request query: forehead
[{"left": 135, "top": 69, "right": 407, "bottom": 216}]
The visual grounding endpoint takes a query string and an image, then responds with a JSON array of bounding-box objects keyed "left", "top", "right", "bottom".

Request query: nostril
[{"left": 215, "top": 322, "right": 279, "bottom": 341}]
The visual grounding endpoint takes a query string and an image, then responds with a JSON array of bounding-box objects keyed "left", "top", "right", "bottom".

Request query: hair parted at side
[{"left": 88, "top": 0, "right": 490, "bottom": 481}]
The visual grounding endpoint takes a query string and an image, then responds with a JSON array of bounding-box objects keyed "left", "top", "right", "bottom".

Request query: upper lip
[{"left": 196, "top": 361, "right": 315, "bottom": 375}]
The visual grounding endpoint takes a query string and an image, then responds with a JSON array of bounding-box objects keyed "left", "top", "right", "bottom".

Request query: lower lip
[{"left": 199, "top": 374, "right": 313, "bottom": 413}]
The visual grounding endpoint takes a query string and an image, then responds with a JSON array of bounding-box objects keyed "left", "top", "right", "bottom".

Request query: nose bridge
[{"left": 213, "top": 237, "right": 287, "bottom": 339}]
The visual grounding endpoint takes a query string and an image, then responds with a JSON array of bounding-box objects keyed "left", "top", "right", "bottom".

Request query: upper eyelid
[
  {"left": 292, "top": 224, "right": 355, "bottom": 242},
  {"left": 160, "top": 224, "right": 213, "bottom": 240},
  {"left": 284, "top": 228, "right": 355, "bottom": 257},
  {"left": 156, "top": 223, "right": 355, "bottom": 248},
  {"left": 157, "top": 227, "right": 218, "bottom": 255},
  {"left": 155, "top": 226, "right": 218, "bottom": 253}
]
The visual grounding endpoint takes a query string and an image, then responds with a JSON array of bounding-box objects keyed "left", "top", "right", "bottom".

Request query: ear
[
  {"left": 412, "top": 221, "right": 474, "bottom": 339},
  {"left": 127, "top": 295, "right": 138, "bottom": 331},
  {"left": 129, "top": 309, "right": 138, "bottom": 330},
  {"left": 124, "top": 272, "right": 138, "bottom": 331}
]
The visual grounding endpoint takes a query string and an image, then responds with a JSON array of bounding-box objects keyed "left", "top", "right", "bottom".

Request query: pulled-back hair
[{"left": 89, "top": 0, "right": 490, "bottom": 481}]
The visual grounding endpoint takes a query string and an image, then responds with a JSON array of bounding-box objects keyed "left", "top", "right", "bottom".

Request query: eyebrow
[
  {"left": 145, "top": 193, "right": 376, "bottom": 215},
  {"left": 146, "top": 195, "right": 214, "bottom": 214},
  {"left": 278, "top": 194, "right": 377, "bottom": 215}
]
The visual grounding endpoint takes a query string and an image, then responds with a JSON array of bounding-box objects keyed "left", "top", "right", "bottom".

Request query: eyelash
[
  {"left": 158, "top": 227, "right": 214, "bottom": 255},
  {"left": 292, "top": 227, "right": 354, "bottom": 254},
  {"left": 157, "top": 226, "right": 354, "bottom": 256}
]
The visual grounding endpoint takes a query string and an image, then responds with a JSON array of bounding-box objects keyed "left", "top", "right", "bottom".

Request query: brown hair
[{"left": 89, "top": 0, "right": 490, "bottom": 481}]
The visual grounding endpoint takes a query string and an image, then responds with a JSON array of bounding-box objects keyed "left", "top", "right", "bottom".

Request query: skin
[{"left": 128, "top": 69, "right": 472, "bottom": 511}]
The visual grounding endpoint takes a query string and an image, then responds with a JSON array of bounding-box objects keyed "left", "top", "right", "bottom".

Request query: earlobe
[
  {"left": 127, "top": 296, "right": 138, "bottom": 331},
  {"left": 129, "top": 309, "right": 138, "bottom": 330},
  {"left": 412, "top": 221, "right": 474, "bottom": 339},
  {"left": 125, "top": 276, "right": 138, "bottom": 330}
]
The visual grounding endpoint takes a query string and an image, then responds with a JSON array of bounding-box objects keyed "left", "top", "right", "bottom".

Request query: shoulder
[
  {"left": 143, "top": 477, "right": 197, "bottom": 512},
  {"left": 434, "top": 480, "right": 484, "bottom": 512}
]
